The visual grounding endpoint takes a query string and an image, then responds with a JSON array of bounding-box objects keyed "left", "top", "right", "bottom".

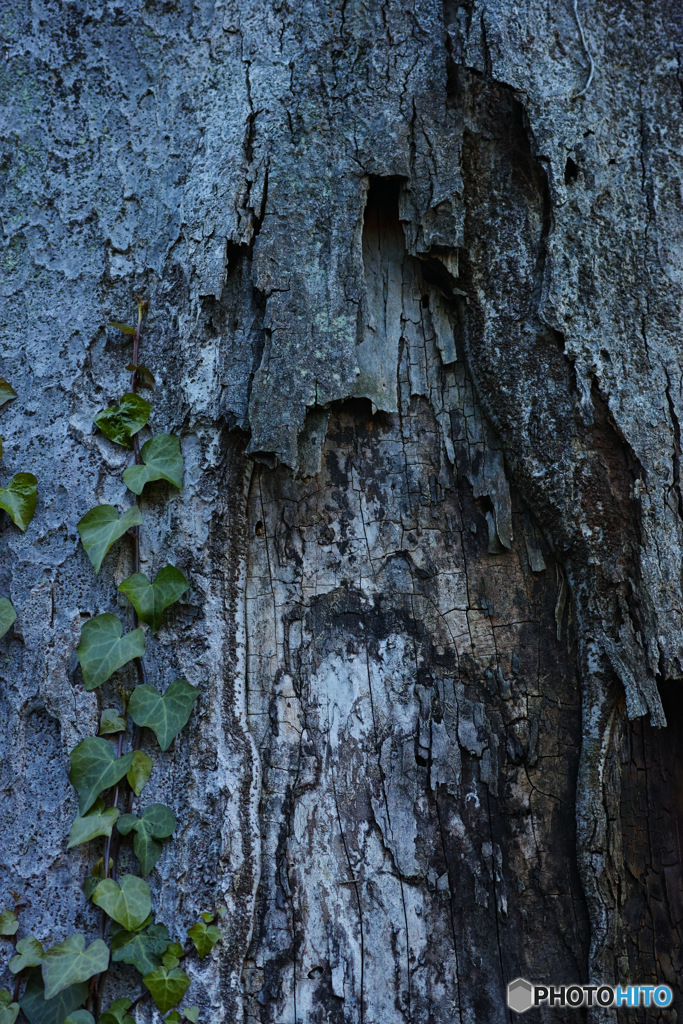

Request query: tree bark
[{"left": 1, "top": 1, "right": 682, "bottom": 1022}]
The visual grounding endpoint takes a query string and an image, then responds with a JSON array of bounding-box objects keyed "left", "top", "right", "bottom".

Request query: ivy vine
[{"left": 1, "top": 300, "right": 221, "bottom": 1024}]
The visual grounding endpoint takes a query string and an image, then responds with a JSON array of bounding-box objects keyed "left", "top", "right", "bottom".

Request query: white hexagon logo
[{"left": 508, "top": 977, "right": 534, "bottom": 1013}]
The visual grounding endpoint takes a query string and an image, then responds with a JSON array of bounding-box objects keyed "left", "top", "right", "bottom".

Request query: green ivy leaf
[
  {"left": 41, "top": 934, "right": 109, "bottom": 999},
  {"left": 0, "top": 473, "right": 37, "bottom": 531},
  {"left": 9, "top": 935, "right": 44, "bottom": 974},
  {"left": 0, "top": 909, "right": 18, "bottom": 935},
  {"left": 64, "top": 1012, "right": 95, "bottom": 1024},
  {"left": 199, "top": 912, "right": 214, "bottom": 924},
  {"left": 117, "top": 803, "right": 175, "bottom": 876},
  {"left": 83, "top": 857, "right": 110, "bottom": 900},
  {"left": 118, "top": 566, "right": 189, "bottom": 634},
  {"left": 184, "top": 1009, "right": 200, "bottom": 1023},
  {"left": 126, "top": 364, "right": 156, "bottom": 389},
  {"left": 0, "top": 990, "right": 19, "bottom": 1024},
  {"left": 100, "top": 997, "right": 134, "bottom": 1024},
  {"left": 165, "top": 1014, "right": 181, "bottom": 1024},
  {"left": 92, "top": 875, "right": 151, "bottom": 931},
  {"left": 77, "top": 613, "right": 145, "bottom": 691},
  {"left": 69, "top": 737, "right": 135, "bottom": 814},
  {"left": 128, "top": 679, "right": 199, "bottom": 751},
  {"left": 143, "top": 965, "right": 190, "bottom": 1014},
  {"left": 111, "top": 922, "right": 171, "bottom": 976},
  {"left": 78, "top": 505, "right": 143, "bottom": 575},
  {"left": 0, "top": 599, "right": 16, "bottom": 640},
  {"left": 19, "top": 970, "right": 88, "bottom": 1024},
  {"left": 126, "top": 750, "right": 153, "bottom": 797},
  {"left": 123, "top": 434, "right": 183, "bottom": 495},
  {"left": 94, "top": 393, "right": 152, "bottom": 449},
  {"left": 0, "top": 379, "right": 17, "bottom": 407},
  {"left": 187, "top": 921, "right": 221, "bottom": 960},
  {"left": 107, "top": 323, "right": 136, "bottom": 335},
  {"left": 99, "top": 708, "right": 126, "bottom": 736},
  {"left": 67, "top": 799, "right": 120, "bottom": 849}
]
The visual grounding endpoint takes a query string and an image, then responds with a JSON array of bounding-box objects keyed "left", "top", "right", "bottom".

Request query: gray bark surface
[{"left": 1, "top": 1, "right": 682, "bottom": 1022}]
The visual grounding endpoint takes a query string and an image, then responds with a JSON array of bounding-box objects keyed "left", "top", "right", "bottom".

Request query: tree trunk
[{"left": 1, "top": 1, "right": 682, "bottom": 1022}]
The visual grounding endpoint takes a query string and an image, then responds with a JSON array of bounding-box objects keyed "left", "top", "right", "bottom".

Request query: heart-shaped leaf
[
  {"left": 20, "top": 970, "right": 88, "bottom": 1024},
  {"left": 123, "top": 434, "right": 183, "bottom": 495},
  {"left": 0, "top": 990, "right": 19, "bottom": 1024},
  {"left": 99, "top": 708, "right": 126, "bottom": 735},
  {"left": 0, "top": 599, "right": 16, "bottom": 640},
  {"left": 107, "top": 322, "right": 136, "bottom": 335},
  {"left": 94, "top": 393, "right": 152, "bottom": 449},
  {"left": 92, "top": 875, "right": 151, "bottom": 931},
  {"left": 128, "top": 679, "right": 199, "bottom": 751},
  {"left": 143, "top": 965, "right": 190, "bottom": 1014},
  {"left": 69, "top": 737, "right": 134, "bottom": 814},
  {"left": 117, "top": 804, "right": 175, "bottom": 876},
  {"left": 100, "top": 998, "right": 134, "bottom": 1024},
  {"left": 187, "top": 920, "right": 221, "bottom": 960},
  {"left": 0, "top": 473, "right": 37, "bottom": 531},
  {"left": 126, "top": 364, "right": 155, "bottom": 390},
  {"left": 9, "top": 935, "right": 44, "bottom": 974},
  {"left": 183, "top": 1009, "right": 200, "bottom": 1023},
  {"left": 77, "top": 613, "right": 145, "bottom": 691},
  {"left": 41, "top": 934, "right": 109, "bottom": 1000},
  {"left": 78, "top": 505, "right": 142, "bottom": 575},
  {"left": 111, "top": 922, "right": 171, "bottom": 976},
  {"left": 67, "top": 799, "right": 120, "bottom": 849},
  {"left": 118, "top": 566, "right": 189, "bottom": 634},
  {"left": 64, "top": 1012, "right": 95, "bottom": 1024},
  {"left": 126, "top": 750, "right": 153, "bottom": 797},
  {"left": 0, "top": 909, "right": 18, "bottom": 936},
  {"left": 0, "top": 379, "right": 17, "bottom": 407}
]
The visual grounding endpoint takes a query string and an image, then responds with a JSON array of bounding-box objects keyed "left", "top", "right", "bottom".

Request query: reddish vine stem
[{"left": 93, "top": 298, "right": 149, "bottom": 1019}]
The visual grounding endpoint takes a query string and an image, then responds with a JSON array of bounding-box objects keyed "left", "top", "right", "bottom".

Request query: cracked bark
[{"left": 1, "top": 1, "right": 682, "bottom": 1022}]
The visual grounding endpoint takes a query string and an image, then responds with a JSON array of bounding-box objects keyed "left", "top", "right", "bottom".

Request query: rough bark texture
[{"left": 1, "top": 1, "right": 682, "bottom": 1022}]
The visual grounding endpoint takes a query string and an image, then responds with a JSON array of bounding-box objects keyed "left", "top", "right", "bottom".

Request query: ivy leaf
[
  {"left": 184, "top": 1009, "right": 200, "bottom": 1023},
  {"left": 117, "top": 804, "right": 175, "bottom": 876},
  {"left": 0, "top": 990, "right": 19, "bottom": 1024},
  {"left": 94, "top": 393, "right": 152, "bottom": 449},
  {"left": 9, "top": 935, "right": 44, "bottom": 974},
  {"left": 126, "top": 750, "right": 153, "bottom": 797},
  {"left": 77, "top": 613, "right": 145, "bottom": 691},
  {"left": 0, "top": 379, "right": 17, "bottom": 407},
  {"left": 126, "top": 364, "right": 156, "bottom": 389},
  {"left": 143, "top": 965, "right": 190, "bottom": 1014},
  {"left": 187, "top": 921, "right": 221, "bottom": 960},
  {"left": 69, "top": 737, "right": 134, "bottom": 814},
  {"left": 165, "top": 1015, "right": 181, "bottom": 1024},
  {"left": 0, "top": 599, "right": 16, "bottom": 640},
  {"left": 199, "top": 912, "right": 214, "bottom": 924},
  {"left": 128, "top": 679, "right": 199, "bottom": 751},
  {"left": 0, "top": 473, "right": 37, "bottom": 531},
  {"left": 41, "top": 934, "right": 109, "bottom": 999},
  {"left": 118, "top": 566, "right": 189, "bottom": 634},
  {"left": 111, "top": 922, "right": 171, "bottom": 976},
  {"left": 0, "top": 909, "right": 18, "bottom": 935},
  {"left": 67, "top": 799, "right": 120, "bottom": 849},
  {"left": 83, "top": 857, "right": 110, "bottom": 900},
  {"left": 64, "top": 1013, "right": 95, "bottom": 1024},
  {"left": 78, "top": 505, "right": 142, "bottom": 575},
  {"left": 107, "top": 322, "right": 136, "bottom": 335},
  {"left": 99, "top": 708, "right": 126, "bottom": 736},
  {"left": 123, "top": 434, "right": 183, "bottom": 495},
  {"left": 92, "top": 875, "right": 151, "bottom": 931},
  {"left": 100, "top": 998, "right": 135, "bottom": 1024},
  {"left": 20, "top": 970, "right": 88, "bottom": 1024}
]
